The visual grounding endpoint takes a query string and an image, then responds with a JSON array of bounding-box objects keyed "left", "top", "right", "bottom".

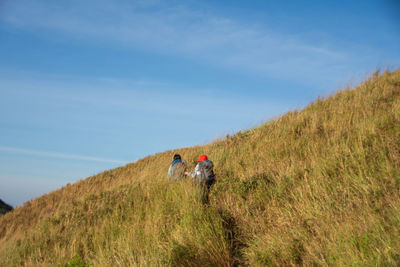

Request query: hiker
[
  {"left": 167, "top": 154, "right": 187, "bottom": 181},
  {"left": 185, "top": 154, "right": 215, "bottom": 204}
]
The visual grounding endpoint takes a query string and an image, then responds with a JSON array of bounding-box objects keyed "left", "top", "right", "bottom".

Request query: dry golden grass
[{"left": 0, "top": 69, "right": 399, "bottom": 266}]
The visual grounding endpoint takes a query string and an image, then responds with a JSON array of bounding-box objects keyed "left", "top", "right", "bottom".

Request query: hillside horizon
[
  {"left": 0, "top": 199, "right": 13, "bottom": 216},
  {"left": 1, "top": 69, "right": 399, "bottom": 266}
]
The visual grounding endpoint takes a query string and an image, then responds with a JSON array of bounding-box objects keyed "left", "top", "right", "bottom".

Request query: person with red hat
[{"left": 185, "top": 154, "right": 215, "bottom": 203}]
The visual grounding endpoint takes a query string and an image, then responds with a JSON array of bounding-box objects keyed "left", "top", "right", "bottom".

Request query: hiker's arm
[
  {"left": 167, "top": 165, "right": 172, "bottom": 179},
  {"left": 187, "top": 164, "right": 201, "bottom": 178}
]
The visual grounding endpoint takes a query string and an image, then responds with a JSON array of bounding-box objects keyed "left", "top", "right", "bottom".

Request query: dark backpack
[{"left": 198, "top": 160, "right": 215, "bottom": 184}]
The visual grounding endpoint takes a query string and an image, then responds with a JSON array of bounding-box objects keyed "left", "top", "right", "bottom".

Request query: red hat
[{"left": 198, "top": 154, "right": 208, "bottom": 162}]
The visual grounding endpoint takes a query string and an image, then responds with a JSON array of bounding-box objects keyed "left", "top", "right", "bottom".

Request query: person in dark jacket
[
  {"left": 186, "top": 154, "right": 215, "bottom": 204},
  {"left": 167, "top": 154, "right": 187, "bottom": 181}
]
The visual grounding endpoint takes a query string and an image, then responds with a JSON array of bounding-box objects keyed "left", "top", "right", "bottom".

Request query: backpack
[
  {"left": 168, "top": 160, "right": 187, "bottom": 181},
  {"left": 198, "top": 160, "right": 215, "bottom": 184}
]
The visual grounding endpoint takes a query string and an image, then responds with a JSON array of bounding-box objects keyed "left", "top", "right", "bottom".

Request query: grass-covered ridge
[{"left": 0, "top": 70, "right": 399, "bottom": 266}]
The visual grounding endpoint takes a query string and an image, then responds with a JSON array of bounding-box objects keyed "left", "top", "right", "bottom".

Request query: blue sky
[{"left": 1, "top": 0, "right": 399, "bottom": 207}]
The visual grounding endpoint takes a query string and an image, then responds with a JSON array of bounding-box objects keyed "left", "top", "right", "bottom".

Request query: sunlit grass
[{"left": 0, "top": 70, "right": 399, "bottom": 266}]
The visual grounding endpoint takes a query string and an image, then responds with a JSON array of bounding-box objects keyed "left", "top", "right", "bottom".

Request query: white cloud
[
  {"left": 0, "top": 146, "right": 128, "bottom": 164},
  {"left": 0, "top": 69, "right": 290, "bottom": 120},
  {"left": 0, "top": 0, "right": 365, "bottom": 86},
  {"left": 0, "top": 70, "right": 294, "bottom": 145}
]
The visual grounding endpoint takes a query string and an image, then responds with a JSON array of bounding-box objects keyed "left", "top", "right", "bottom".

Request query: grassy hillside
[
  {"left": 0, "top": 70, "right": 399, "bottom": 266},
  {"left": 0, "top": 200, "right": 13, "bottom": 216}
]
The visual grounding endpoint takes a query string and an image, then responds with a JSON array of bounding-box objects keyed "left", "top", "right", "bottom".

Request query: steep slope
[
  {"left": 0, "top": 70, "right": 399, "bottom": 266},
  {"left": 0, "top": 200, "right": 13, "bottom": 216}
]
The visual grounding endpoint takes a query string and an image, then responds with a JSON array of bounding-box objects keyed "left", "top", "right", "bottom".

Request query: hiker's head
[
  {"left": 173, "top": 154, "right": 181, "bottom": 161},
  {"left": 197, "top": 154, "right": 208, "bottom": 162}
]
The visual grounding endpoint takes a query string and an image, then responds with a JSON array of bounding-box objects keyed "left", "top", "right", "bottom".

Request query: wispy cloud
[
  {"left": 0, "top": 0, "right": 370, "bottom": 86},
  {"left": 0, "top": 146, "right": 128, "bottom": 164},
  {"left": 0, "top": 70, "right": 294, "bottom": 148},
  {"left": 0, "top": 69, "right": 291, "bottom": 120}
]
